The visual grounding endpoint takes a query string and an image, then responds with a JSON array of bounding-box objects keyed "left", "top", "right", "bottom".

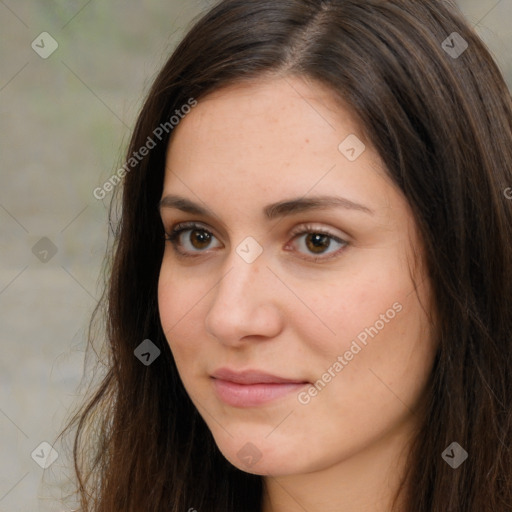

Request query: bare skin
[{"left": 158, "top": 74, "right": 436, "bottom": 512}]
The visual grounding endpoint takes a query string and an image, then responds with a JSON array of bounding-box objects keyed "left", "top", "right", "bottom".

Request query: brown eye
[
  {"left": 188, "top": 229, "right": 212, "bottom": 249},
  {"left": 164, "top": 222, "right": 221, "bottom": 255},
  {"left": 304, "top": 233, "right": 332, "bottom": 254},
  {"left": 287, "top": 224, "right": 348, "bottom": 261}
]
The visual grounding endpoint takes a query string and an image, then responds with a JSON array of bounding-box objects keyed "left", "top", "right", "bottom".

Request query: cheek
[
  {"left": 294, "top": 263, "right": 414, "bottom": 357},
  {"left": 157, "top": 263, "right": 202, "bottom": 363},
  {"left": 310, "top": 272, "right": 434, "bottom": 416},
  {"left": 296, "top": 254, "right": 434, "bottom": 396}
]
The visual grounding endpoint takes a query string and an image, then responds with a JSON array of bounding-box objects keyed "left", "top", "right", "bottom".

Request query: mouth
[{"left": 210, "top": 368, "right": 310, "bottom": 407}]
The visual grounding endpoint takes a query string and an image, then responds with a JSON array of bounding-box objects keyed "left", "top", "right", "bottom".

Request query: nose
[{"left": 204, "top": 249, "right": 284, "bottom": 346}]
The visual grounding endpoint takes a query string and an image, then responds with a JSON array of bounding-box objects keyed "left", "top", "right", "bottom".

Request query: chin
[{"left": 213, "top": 435, "right": 307, "bottom": 476}]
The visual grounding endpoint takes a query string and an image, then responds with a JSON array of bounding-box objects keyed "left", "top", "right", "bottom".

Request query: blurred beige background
[{"left": 0, "top": 1, "right": 510, "bottom": 510}]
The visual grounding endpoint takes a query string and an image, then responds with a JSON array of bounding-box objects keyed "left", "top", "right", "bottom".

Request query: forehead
[
  {"left": 164, "top": 75, "right": 381, "bottom": 183},
  {"left": 169, "top": 75, "right": 358, "bottom": 139}
]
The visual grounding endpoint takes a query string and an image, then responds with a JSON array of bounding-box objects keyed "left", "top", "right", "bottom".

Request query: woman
[{"left": 59, "top": 0, "right": 512, "bottom": 510}]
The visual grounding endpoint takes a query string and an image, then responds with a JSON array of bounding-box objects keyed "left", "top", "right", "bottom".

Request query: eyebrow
[{"left": 158, "top": 194, "right": 374, "bottom": 220}]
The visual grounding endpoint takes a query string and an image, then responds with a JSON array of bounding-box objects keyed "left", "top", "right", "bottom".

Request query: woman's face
[{"left": 158, "top": 75, "right": 436, "bottom": 477}]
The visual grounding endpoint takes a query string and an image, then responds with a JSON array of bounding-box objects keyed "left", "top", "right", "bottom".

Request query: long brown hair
[{"left": 58, "top": 0, "right": 512, "bottom": 510}]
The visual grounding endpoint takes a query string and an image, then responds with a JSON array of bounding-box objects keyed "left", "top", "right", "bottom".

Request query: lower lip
[{"left": 212, "top": 378, "right": 308, "bottom": 407}]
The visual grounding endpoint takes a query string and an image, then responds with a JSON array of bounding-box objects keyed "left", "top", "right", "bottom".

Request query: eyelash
[{"left": 163, "top": 221, "right": 348, "bottom": 262}]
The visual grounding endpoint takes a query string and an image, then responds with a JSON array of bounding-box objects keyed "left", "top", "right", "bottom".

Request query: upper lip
[{"left": 211, "top": 368, "right": 308, "bottom": 385}]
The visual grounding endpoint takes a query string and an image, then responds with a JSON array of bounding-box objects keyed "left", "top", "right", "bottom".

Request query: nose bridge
[
  {"left": 214, "top": 246, "right": 268, "bottom": 310},
  {"left": 204, "top": 241, "right": 282, "bottom": 342},
  {"left": 216, "top": 232, "right": 269, "bottom": 298}
]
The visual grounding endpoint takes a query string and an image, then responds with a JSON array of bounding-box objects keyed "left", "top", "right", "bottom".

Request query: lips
[
  {"left": 210, "top": 368, "right": 309, "bottom": 407},
  {"left": 211, "top": 367, "right": 308, "bottom": 385}
]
